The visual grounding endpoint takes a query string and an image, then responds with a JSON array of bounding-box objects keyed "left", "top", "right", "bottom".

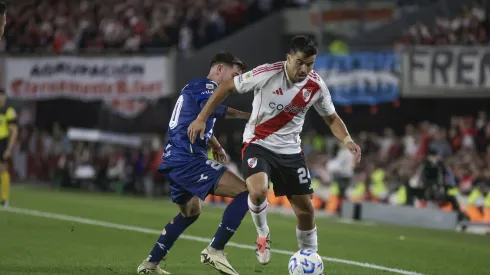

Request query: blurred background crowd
[
  {"left": 2, "top": 0, "right": 490, "bottom": 224},
  {"left": 10, "top": 108, "right": 490, "bottom": 218},
  {"left": 2, "top": 0, "right": 308, "bottom": 54},
  {"left": 400, "top": 1, "right": 490, "bottom": 45}
]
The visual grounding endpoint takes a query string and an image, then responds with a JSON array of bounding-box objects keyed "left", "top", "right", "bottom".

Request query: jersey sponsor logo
[
  {"left": 248, "top": 157, "right": 258, "bottom": 168},
  {"left": 269, "top": 102, "right": 307, "bottom": 113},
  {"left": 206, "top": 83, "right": 214, "bottom": 89},
  {"left": 201, "top": 90, "right": 214, "bottom": 95}
]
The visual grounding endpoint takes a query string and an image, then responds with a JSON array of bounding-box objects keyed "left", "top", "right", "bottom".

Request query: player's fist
[
  {"left": 187, "top": 117, "right": 206, "bottom": 144},
  {"left": 346, "top": 141, "right": 361, "bottom": 163},
  {"left": 213, "top": 148, "right": 227, "bottom": 164}
]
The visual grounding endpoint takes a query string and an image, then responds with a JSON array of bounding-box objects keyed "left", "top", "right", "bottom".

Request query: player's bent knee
[
  {"left": 246, "top": 172, "right": 269, "bottom": 202},
  {"left": 249, "top": 188, "right": 268, "bottom": 204},
  {"left": 179, "top": 197, "right": 201, "bottom": 217}
]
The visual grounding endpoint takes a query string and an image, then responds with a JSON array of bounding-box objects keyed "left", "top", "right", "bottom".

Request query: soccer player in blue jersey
[{"left": 137, "top": 53, "right": 251, "bottom": 275}]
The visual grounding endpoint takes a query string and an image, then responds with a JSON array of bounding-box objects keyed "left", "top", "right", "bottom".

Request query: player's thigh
[
  {"left": 178, "top": 196, "right": 201, "bottom": 217},
  {"left": 242, "top": 144, "right": 272, "bottom": 199},
  {"left": 288, "top": 194, "right": 315, "bottom": 230},
  {"left": 213, "top": 170, "right": 247, "bottom": 198}
]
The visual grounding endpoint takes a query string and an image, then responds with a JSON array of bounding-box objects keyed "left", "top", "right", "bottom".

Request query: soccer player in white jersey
[{"left": 188, "top": 36, "right": 361, "bottom": 264}]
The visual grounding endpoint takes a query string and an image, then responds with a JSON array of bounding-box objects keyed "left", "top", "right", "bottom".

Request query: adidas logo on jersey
[{"left": 272, "top": 88, "right": 283, "bottom": 95}]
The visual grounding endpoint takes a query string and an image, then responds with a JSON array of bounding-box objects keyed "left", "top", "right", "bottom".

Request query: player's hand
[
  {"left": 346, "top": 141, "right": 361, "bottom": 163},
  {"left": 213, "top": 148, "right": 227, "bottom": 164},
  {"left": 187, "top": 117, "right": 206, "bottom": 144},
  {"left": 3, "top": 149, "right": 11, "bottom": 160}
]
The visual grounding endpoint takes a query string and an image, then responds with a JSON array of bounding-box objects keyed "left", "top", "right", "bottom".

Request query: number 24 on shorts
[{"left": 297, "top": 167, "right": 311, "bottom": 184}]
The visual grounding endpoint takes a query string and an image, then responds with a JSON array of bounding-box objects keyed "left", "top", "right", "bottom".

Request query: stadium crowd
[
  {"left": 2, "top": 0, "right": 308, "bottom": 54},
  {"left": 401, "top": 1, "right": 490, "bottom": 45},
  {"left": 9, "top": 109, "right": 490, "bottom": 221}
]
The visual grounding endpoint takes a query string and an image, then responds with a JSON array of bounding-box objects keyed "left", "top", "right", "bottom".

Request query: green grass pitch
[{"left": 0, "top": 185, "right": 489, "bottom": 275}]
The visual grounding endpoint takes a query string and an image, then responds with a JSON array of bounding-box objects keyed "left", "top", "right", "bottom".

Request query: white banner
[
  {"left": 402, "top": 46, "right": 490, "bottom": 97},
  {"left": 67, "top": 127, "right": 142, "bottom": 147},
  {"left": 5, "top": 56, "right": 173, "bottom": 101}
]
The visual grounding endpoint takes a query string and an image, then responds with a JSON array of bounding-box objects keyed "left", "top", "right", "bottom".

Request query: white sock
[
  {"left": 296, "top": 227, "right": 318, "bottom": 252},
  {"left": 248, "top": 195, "right": 270, "bottom": 237}
]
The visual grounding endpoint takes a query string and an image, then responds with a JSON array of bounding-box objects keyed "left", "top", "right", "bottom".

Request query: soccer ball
[{"left": 288, "top": 249, "right": 324, "bottom": 275}]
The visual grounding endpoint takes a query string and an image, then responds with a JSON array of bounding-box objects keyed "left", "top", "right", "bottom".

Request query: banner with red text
[{"left": 5, "top": 56, "right": 173, "bottom": 101}]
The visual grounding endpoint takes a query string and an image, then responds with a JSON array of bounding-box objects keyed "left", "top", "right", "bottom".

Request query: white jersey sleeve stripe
[{"left": 234, "top": 63, "right": 284, "bottom": 94}]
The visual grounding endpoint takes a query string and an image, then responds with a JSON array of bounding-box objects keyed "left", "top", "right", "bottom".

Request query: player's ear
[{"left": 217, "top": 64, "right": 223, "bottom": 74}]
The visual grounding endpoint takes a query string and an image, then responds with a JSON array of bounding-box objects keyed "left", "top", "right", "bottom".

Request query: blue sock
[
  {"left": 210, "top": 191, "right": 249, "bottom": 250},
  {"left": 146, "top": 213, "right": 199, "bottom": 264}
]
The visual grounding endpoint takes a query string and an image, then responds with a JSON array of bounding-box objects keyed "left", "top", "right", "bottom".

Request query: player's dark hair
[
  {"left": 0, "top": 1, "right": 6, "bottom": 14},
  {"left": 289, "top": 35, "right": 317, "bottom": 57},
  {"left": 210, "top": 52, "right": 246, "bottom": 71}
]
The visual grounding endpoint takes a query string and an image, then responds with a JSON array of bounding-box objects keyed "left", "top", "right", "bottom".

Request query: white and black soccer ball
[{"left": 288, "top": 249, "right": 324, "bottom": 275}]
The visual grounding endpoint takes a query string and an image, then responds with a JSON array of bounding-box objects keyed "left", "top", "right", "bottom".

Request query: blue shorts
[{"left": 158, "top": 157, "right": 227, "bottom": 205}]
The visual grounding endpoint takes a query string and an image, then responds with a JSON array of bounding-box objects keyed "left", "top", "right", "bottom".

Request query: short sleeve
[
  {"left": 6, "top": 107, "right": 17, "bottom": 122},
  {"left": 313, "top": 83, "right": 336, "bottom": 116},
  {"left": 192, "top": 82, "right": 217, "bottom": 103},
  {"left": 233, "top": 63, "right": 283, "bottom": 94}
]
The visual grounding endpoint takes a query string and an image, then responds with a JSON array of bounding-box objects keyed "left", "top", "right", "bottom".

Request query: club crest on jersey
[
  {"left": 248, "top": 157, "right": 258, "bottom": 168},
  {"left": 302, "top": 89, "right": 312, "bottom": 101}
]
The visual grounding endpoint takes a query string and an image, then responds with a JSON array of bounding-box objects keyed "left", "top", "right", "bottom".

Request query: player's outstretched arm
[
  {"left": 225, "top": 107, "right": 251, "bottom": 120},
  {"left": 188, "top": 79, "right": 238, "bottom": 143},
  {"left": 323, "top": 113, "right": 361, "bottom": 163}
]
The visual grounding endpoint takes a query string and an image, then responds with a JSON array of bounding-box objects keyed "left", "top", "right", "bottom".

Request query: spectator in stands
[
  {"left": 403, "top": 124, "right": 418, "bottom": 157},
  {"left": 3, "top": 0, "right": 287, "bottom": 53},
  {"left": 401, "top": 1, "right": 490, "bottom": 46},
  {"left": 428, "top": 128, "right": 452, "bottom": 159},
  {"left": 327, "top": 142, "right": 356, "bottom": 200},
  {"left": 477, "top": 123, "right": 490, "bottom": 152}
]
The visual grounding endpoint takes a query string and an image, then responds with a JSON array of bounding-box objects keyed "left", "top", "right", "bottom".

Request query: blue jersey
[{"left": 162, "top": 78, "right": 228, "bottom": 164}]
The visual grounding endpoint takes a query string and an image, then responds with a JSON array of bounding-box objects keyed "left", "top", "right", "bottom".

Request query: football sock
[
  {"left": 1, "top": 170, "right": 10, "bottom": 202},
  {"left": 211, "top": 191, "right": 249, "bottom": 250},
  {"left": 248, "top": 195, "right": 270, "bottom": 237},
  {"left": 296, "top": 226, "right": 318, "bottom": 252},
  {"left": 146, "top": 213, "right": 199, "bottom": 264}
]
